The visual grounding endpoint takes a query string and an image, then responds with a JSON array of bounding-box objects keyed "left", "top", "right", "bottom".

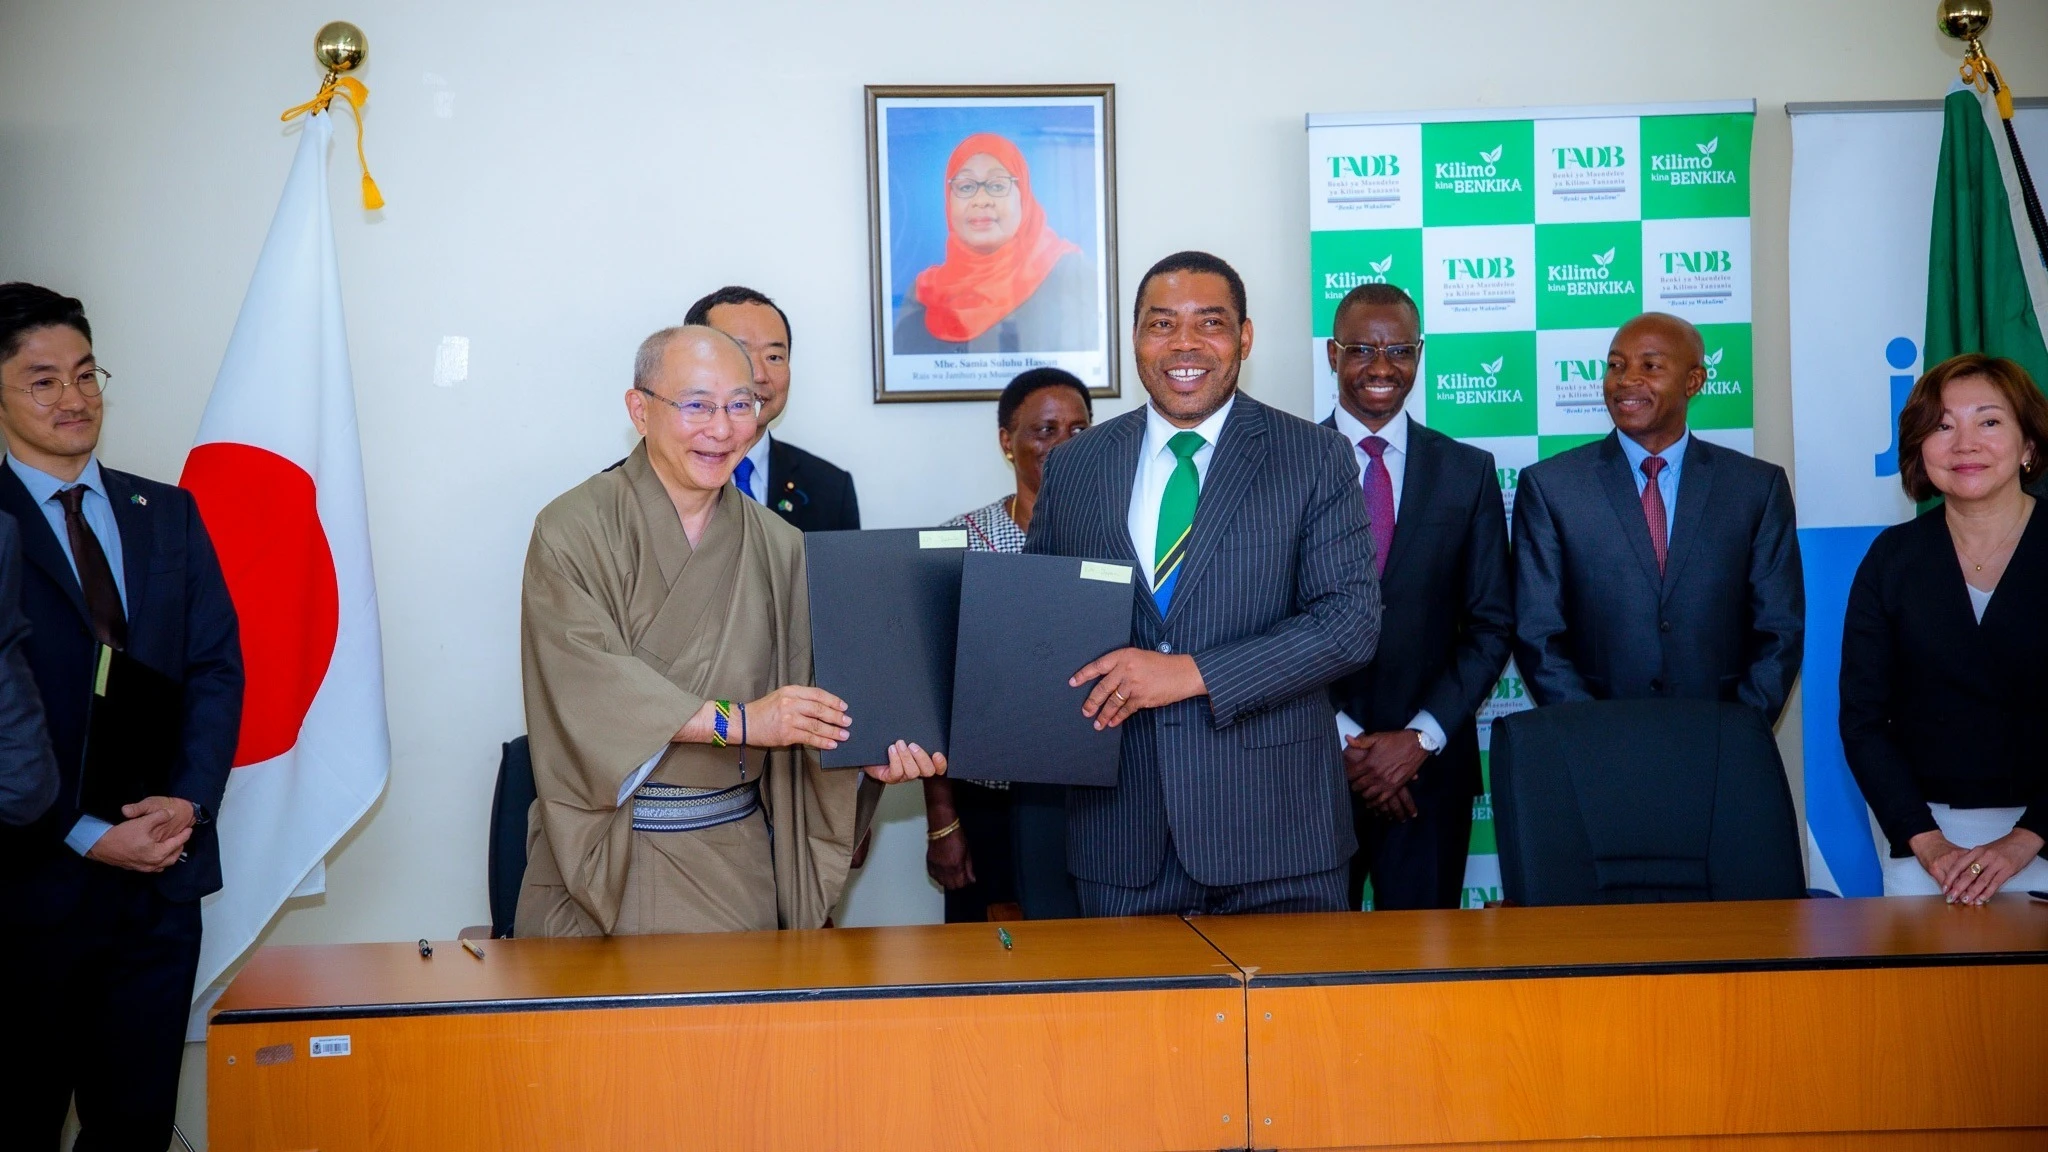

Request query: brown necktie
[
  {"left": 1639, "top": 456, "right": 1669, "bottom": 575},
  {"left": 55, "top": 486, "right": 127, "bottom": 649}
]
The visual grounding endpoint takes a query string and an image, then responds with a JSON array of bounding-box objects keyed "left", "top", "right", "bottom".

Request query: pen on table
[
  {"left": 417, "top": 938, "right": 433, "bottom": 959},
  {"left": 461, "top": 937, "right": 486, "bottom": 960},
  {"left": 996, "top": 927, "right": 1013, "bottom": 951}
]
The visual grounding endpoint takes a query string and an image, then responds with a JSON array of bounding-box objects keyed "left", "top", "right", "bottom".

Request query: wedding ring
[
  {"left": 1112, "top": 691, "right": 1128, "bottom": 702},
  {"left": 1969, "top": 862, "right": 1984, "bottom": 875}
]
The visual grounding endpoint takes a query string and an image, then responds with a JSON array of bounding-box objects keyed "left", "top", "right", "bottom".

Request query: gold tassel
[
  {"left": 1960, "top": 47, "right": 2018, "bottom": 121},
  {"left": 281, "top": 73, "right": 385, "bottom": 209}
]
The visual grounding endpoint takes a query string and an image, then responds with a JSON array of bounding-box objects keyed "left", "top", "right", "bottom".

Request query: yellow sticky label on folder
[
  {"left": 1079, "top": 561, "right": 1133, "bottom": 584},
  {"left": 93, "top": 644, "right": 113, "bottom": 697},
  {"left": 918, "top": 530, "right": 968, "bottom": 549}
]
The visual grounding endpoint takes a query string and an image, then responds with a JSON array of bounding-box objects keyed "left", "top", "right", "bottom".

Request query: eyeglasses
[
  {"left": 1331, "top": 341, "right": 1421, "bottom": 367},
  {"left": 12, "top": 366, "right": 111, "bottom": 407},
  {"left": 949, "top": 177, "right": 1015, "bottom": 200},
  {"left": 636, "top": 387, "right": 763, "bottom": 425}
]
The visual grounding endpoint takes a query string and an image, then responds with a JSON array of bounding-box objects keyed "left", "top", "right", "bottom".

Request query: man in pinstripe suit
[{"left": 1026, "top": 251, "right": 1382, "bottom": 916}]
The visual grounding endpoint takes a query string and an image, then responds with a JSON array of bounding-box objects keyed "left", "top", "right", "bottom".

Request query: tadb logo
[
  {"left": 1553, "top": 145, "right": 1626, "bottom": 170},
  {"left": 1662, "top": 250, "right": 1732, "bottom": 274},
  {"left": 1330, "top": 154, "right": 1400, "bottom": 178},
  {"left": 1445, "top": 256, "right": 1516, "bottom": 280}
]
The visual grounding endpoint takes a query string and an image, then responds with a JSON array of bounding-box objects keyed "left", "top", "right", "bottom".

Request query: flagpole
[{"left": 1938, "top": 0, "right": 2048, "bottom": 270}]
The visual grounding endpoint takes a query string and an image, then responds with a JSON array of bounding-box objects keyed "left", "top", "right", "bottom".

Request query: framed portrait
[{"left": 866, "top": 84, "right": 1119, "bottom": 403}]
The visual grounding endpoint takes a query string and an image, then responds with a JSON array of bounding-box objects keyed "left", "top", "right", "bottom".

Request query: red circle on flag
[{"left": 180, "top": 443, "right": 341, "bottom": 767}]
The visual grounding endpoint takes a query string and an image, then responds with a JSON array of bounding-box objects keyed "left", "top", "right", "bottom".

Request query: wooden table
[
  {"left": 1191, "top": 895, "right": 2048, "bottom": 1151},
  {"left": 212, "top": 896, "right": 2047, "bottom": 1151},
  {"left": 208, "top": 916, "right": 1247, "bottom": 1151}
]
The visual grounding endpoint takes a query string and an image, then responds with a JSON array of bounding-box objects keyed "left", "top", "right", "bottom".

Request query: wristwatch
[{"left": 1407, "top": 726, "right": 1444, "bottom": 755}]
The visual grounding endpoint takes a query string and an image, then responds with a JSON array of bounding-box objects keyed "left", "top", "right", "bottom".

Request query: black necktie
[{"left": 56, "top": 486, "right": 127, "bottom": 649}]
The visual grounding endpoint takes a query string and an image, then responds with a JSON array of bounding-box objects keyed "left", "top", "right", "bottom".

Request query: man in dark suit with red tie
[
  {"left": 1512, "top": 312, "right": 1803, "bottom": 724},
  {"left": 1323, "top": 284, "right": 1514, "bottom": 911},
  {"left": 0, "top": 282, "right": 243, "bottom": 1150}
]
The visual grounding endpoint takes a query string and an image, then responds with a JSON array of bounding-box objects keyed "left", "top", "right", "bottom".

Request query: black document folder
[
  {"left": 805, "top": 528, "right": 966, "bottom": 769},
  {"left": 946, "top": 552, "right": 1132, "bottom": 786},
  {"left": 78, "top": 645, "right": 184, "bottom": 823}
]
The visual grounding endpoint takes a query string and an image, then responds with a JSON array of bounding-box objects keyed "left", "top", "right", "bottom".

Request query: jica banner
[
  {"left": 1785, "top": 98, "right": 2048, "bottom": 896},
  {"left": 1306, "top": 100, "right": 1757, "bottom": 907}
]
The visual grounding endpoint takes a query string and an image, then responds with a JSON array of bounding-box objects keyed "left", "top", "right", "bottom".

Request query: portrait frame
[{"left": 865, "top": 84, "right": 1120, "bottom": 403}]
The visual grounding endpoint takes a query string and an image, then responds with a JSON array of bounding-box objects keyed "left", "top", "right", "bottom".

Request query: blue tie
[{"left": 733, "top": 457, "right": 759, "bottom": 503}]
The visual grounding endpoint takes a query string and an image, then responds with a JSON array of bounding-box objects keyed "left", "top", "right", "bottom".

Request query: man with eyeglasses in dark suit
[
  {"left": 0, "top": 282, "right": 244, "bottom": 1150},
  {"left": 1323, "top": 283, "right": 1514, "bottom": 911}
]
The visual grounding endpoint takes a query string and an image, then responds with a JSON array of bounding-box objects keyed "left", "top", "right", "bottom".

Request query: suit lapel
[
  {"left": 1596, "top": 433, "right": 1665, "bottom": 591},
  {"left": 1660, "top": 435, "right": 1714, "bottom": 598},
  {"left": 1166, "top": 397, "right": 1266, "bottom": 623},
  {"left": 102, "top": 468, "right": 154, "bottom": 621},
  {"left": 0, "top": 462, "right": 90, "bottom": 625},
  {"left": 1094, "top": 411, "right": 1158, "bottom": 625}
]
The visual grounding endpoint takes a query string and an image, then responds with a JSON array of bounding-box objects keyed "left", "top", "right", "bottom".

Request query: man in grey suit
[
  {"left": 1513, "top": 312, "right": 1802, "bottom": 724},
  {"left": 0, "top": 509, "right": 58, "bottom": 826},
  {"left": 1027, "top": 251, "right": 1381, "bottom": 916}
]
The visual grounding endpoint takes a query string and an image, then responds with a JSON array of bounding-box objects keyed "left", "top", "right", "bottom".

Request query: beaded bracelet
[{"left": 711, "top": 700, "right": 734, "bottom": 747}]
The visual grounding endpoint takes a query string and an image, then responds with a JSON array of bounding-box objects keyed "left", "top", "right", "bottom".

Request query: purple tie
[
  {"left": 1360, "top": 436, "right": 1395, "bottom": 577},
  {"left": 1640, "top": 455, "right": 1669, "bottom": 574}
]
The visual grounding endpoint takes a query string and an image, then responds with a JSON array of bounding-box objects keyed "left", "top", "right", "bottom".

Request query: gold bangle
[{"left": 926, "top": 818, "right": 963, "bottom": 842}]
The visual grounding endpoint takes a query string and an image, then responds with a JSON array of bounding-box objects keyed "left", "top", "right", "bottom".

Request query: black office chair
[
  {"left": 486, "top": 735, "right": 536, "bottom": 938},
  {"left": 1490, "top": 699, "right": 1804, "bottom": 906}
]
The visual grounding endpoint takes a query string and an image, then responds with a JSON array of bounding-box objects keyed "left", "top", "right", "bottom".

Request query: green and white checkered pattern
[{"left": 1308, "top": 101, "right": 1756, "bottom": 907}]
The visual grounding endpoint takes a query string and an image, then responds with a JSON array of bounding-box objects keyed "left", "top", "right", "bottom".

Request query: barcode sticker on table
[{"left": 309, "top": 1035, "right": 352, "bottom": 1058}]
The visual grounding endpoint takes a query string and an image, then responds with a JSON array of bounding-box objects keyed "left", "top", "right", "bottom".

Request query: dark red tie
[
  {"left": 1359, "top": 436, "right": 1395, "bottom": 577},
  {"left": 56, "top": 486, "right": 127, "bottom": 649},
  {"left": 1639, "top": 456, "right": 1669, "bottom": 575}
]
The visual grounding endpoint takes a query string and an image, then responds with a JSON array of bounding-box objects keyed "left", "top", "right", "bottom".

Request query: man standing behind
[
  {"left": 1028, "top": 251, "right": 1380, "bottom": 916},
  {"left": 1323, "top": 284, "right": 1513, "bottom": 911},
  {"left": 1513, "top": 311, "right": 1802, "bottom": 723},
  {"left": 0, "top": 509, "right": 59, "bottom": 826},
  {"left": 0, "top": 283, "right": 243, "bottom": 1149},
  {"left": 687, "top": 286, "right": 861, "bottom": 531}
]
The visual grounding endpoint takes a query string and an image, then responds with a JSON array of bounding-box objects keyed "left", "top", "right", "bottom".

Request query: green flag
[{"left": 1925, "top": 84, "right": 2048, "bottom": 382}]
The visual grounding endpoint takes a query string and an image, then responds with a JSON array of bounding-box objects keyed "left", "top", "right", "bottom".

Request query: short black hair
[
  {"left": 684, "top": 285, "right": 792, "bottom": 353},
  {"left": 996, "top": 367, "right": 1092, "bottom": 430},
  {"left": 0, "top": 282, "right": 91, "bottom": 365},
  {"left": 1333, "top": 282, "right": 1420, "bottom": 329},
  {"left": 1131, "top": 251, "right": 1247, "bottom": 327}
]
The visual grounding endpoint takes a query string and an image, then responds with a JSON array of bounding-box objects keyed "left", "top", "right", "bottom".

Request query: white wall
[{"left": 4, "top": 0, "right": 2046, "bottom": 955}]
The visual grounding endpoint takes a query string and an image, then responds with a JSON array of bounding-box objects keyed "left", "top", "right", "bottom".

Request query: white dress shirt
[
  {"left": 1322, "top": 409, "right": 1446, "bottom": 753},
  {"left": 1331, "top": 405, "right": 1410, "bottom": 516},
  {"left": 1127, "top": 396, "right": 1235, "bottom": 589}
]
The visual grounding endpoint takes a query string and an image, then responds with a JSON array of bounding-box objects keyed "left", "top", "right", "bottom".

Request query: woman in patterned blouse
[{"left": 927, "top": 368, "right": 1093, "bottom": 921}]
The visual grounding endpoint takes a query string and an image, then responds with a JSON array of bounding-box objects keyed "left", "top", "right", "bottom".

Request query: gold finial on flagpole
[
  {"left": 314, "top": 21, "right": 368, "bottom": 76},
  {"left": 1938, "top": 1, "right": 2015, "bottom": 119},
  {"left": 288, "top": 22, "right": 382, "bottom": 209},
  {"left": 1936, "top": 0, "right": 1991, "bottom": 56}
]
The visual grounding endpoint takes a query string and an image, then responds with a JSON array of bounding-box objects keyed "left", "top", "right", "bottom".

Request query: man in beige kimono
[{"left": 517, "top": 325, "right": 944, "bottom": 936}]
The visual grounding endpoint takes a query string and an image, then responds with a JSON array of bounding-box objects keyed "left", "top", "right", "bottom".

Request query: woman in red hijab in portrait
[{"left": 893, "top": 132, "right": 1100, "bottom": 355}]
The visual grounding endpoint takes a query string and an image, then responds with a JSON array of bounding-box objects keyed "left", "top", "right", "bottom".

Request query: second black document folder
[
  {"left": 805, "top": 528, "right": 965, "bottom": 769},
  {"left": 947, "top": 551, "right": 1131, "bottom": 786}
]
